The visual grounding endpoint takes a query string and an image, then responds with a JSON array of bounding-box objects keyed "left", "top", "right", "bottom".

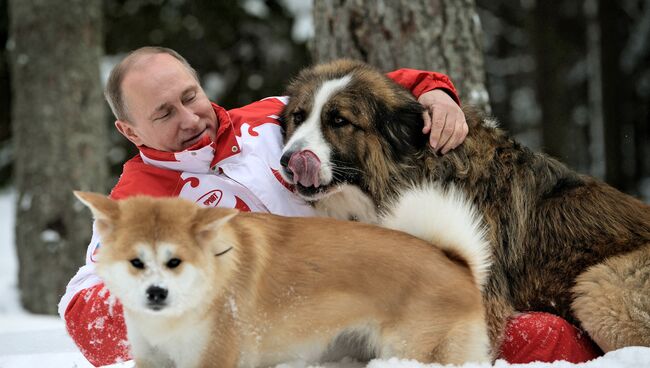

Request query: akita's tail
[{"left": 381, "top": 183, "right": 491, "bottom": 289}]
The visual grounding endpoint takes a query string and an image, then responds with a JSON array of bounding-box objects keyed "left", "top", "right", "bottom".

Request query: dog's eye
[
  {"left": 130, "top": 258, "right": 145, "bottom": 269},
  {"left": 332, "top": 116, "right": 349, "bottom": 127},
  {"left": 166, "top": 258, "right": 182, "bottom": 269},
  {"left": 292, "top": 111, "right": 305, "bottom": 125}
]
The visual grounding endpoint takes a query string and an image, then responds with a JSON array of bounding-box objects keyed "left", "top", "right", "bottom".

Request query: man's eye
[
  {"left": 155, "top": 111, "right": 171, "bottom": 121},
  {"left": 130, "top": 258, "right": 145, "bottom": 269},
  {"left": 183, "top": 94, "right": 196, "bottom": 103}
]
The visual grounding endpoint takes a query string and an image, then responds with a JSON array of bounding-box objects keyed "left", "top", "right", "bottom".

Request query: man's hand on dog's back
[{"left": 419, "top": 89, "right": 468, "bottom": 154}]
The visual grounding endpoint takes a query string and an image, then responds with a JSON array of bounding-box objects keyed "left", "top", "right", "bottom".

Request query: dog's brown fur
[
  {"left": 75, "top": 192, "right": 490, "bottom": 367},
  {"left": 280, "top": 59, "right": 650, "bottom": 353}
]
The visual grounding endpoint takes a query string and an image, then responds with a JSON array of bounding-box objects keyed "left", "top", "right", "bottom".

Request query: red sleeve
[
  {"left": 500, "top": 312, "right": 601, "bottom": 364},
  {"left": 64, "top": 283, "right": 131, "bottom": 366},
  {"left": 386, "top": 68, "right": 460, "bottom": 105}
]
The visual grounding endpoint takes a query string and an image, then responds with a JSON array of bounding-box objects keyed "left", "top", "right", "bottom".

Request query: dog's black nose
[
  {"left": 280, "top": 150, "right": 293, "bottom": 168},
  {"left": 146, "top": 286, "right": 168, "bottom": 304},
  {"left": 280, "top": 150, "right": 294, "bottom": 179}
]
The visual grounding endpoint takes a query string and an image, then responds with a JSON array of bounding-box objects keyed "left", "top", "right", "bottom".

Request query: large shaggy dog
[{"left": 278, "top": 59, "right": 650, "bottom": 354}]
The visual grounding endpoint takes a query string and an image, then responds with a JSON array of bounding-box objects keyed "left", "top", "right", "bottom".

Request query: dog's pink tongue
[{"left": 288, "top": 150, "right": 321, "bottom": 187}]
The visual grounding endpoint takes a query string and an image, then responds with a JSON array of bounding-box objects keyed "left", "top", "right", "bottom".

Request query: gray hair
[{"left": 104, "top": 46, "right": 199, "bottom": 122}]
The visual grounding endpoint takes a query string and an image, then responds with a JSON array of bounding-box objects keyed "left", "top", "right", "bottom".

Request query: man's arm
[
  {"left": 386, "top": 68, "right": 468, "bottom": 153},
  {"left": 58, "top": 226, "right": 131, "bottom": 366},
  {"left": 63, "top": 282, "right": 131, "bottom": 365},
  {"left": 386, "top": 68, "right": 460, "bottom": 103}
]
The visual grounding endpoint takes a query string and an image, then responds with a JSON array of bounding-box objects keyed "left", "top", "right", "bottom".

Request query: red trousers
[{"left": 500, "top": 312, "right": 602, "bottom": 363}]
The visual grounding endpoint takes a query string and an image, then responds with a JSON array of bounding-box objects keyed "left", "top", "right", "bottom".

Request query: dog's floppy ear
[
  {"left": 73, "top": 191, "right": 119, "bottom": 238},
  {"left": 376, "top": 95, "right": 428, "bottom": 157}
]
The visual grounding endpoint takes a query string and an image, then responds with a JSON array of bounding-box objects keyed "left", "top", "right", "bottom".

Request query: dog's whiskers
[{"left": 330, "top": 164, "right": 364, "bottom": 175}]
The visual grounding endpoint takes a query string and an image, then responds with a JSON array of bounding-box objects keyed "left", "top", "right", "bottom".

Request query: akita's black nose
[{"left": 146, "top": 286, "right": 168, "bottom": 304}]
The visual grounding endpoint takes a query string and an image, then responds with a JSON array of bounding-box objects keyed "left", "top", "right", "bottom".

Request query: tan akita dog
[{"left": 74, "top": 192, "right": 491, "bottom": 367}]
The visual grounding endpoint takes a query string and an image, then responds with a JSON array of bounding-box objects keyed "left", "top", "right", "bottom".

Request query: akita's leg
[
  {"left": 572, "top": 244, "right": 650, "bottom": 351},
  {"left": 198, "top": 329, "right": 240, "bottom": 368},
  {"left": 428, "top": 318, "right": 492, "bottom": 365},
  {"left": 380, "top": 311, "right": 491, "bottom": 364}
]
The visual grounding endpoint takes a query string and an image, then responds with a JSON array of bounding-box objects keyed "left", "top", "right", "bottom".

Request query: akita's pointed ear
[
  {"left": 194, "top": 207, "right": 238, "bottom": 241},
  {"left": 74, "top": 191, "right": 119, "bottom": 237}
]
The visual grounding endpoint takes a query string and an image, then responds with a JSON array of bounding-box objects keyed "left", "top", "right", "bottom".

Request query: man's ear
[
  {"left": 115, "top": 120, "right": 144, "bottom": 146},
  {"left": 73, "top": 191, "right": 119, "bottom": 238}
]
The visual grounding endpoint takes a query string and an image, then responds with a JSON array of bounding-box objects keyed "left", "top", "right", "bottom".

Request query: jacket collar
[{"left": 138, "top": 103, "right": 241, "bottom": 173}]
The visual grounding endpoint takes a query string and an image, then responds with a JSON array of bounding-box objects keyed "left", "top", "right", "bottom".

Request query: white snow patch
[{"left": 0, "top": 189, "right": 21, "bottom": 315}]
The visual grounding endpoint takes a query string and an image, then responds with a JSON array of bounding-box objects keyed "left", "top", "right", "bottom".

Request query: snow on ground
[{"left": 1, "top": 189, "right": 649, "bottom": 367}]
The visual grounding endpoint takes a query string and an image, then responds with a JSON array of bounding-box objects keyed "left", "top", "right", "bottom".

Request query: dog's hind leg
[
  {"left": 572, "top": 244, "right": 650, "bottom": 352},
  {"left": 430, "top": 317, "right": 492, "bottom": 365},
  {"left": 380, "top": 315, "right": 491, "bottom": 365}
]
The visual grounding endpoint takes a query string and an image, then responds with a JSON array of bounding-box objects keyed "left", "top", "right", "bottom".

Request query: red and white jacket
[{"left": 58, "top": 69, "right": 459, "bottom": 366}]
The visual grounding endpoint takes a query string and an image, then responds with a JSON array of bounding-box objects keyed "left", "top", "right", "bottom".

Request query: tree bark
[
  {"left": 0, "top": 0, "right": 10, "bottom": 184},
  {"left": 584, "top": 0, "right": 605, "bottom": 179},
  {"left": 8, "top": 0, "right": 107, "bottom": 314},
  {"left": 600, "top": 0, "right": 647, "bottom": 193},
  {"left": 311, "top": 0, "right": 491, "bottom": 112},
  {"left": 532, "top": 1, "right": 590, "bottom": 173}
]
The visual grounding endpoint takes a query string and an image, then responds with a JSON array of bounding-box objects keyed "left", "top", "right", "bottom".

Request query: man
[{"left": 59, "top": 47, "right": 598, "bottom": 366}]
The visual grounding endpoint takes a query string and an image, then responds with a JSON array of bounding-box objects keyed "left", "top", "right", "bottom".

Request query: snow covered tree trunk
[
  {"left": 311, "top": 0, "right": 491, "bottom": 112},
  {"left": 8, "top": 0, "right": 107, "bottom": 314}
]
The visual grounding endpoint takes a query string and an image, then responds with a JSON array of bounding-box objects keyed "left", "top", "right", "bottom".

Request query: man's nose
[{"left": 179, "top": 106, "right": 200, "bottom": 129}]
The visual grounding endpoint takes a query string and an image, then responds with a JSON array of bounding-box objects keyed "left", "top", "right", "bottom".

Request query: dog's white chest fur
[{"left": 126, "top": 311, "right": 212, "bottom": 368}]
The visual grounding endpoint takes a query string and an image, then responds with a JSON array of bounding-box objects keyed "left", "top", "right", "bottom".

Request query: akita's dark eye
[
  {"left": 166, "top": 258, "right": 182, "bottom": 269},
  {"left": 292, "top": 110, "right": 305, "bottom": 124},
  {"left": 130, "top": 258, "right": 145, "bottom": 269}
]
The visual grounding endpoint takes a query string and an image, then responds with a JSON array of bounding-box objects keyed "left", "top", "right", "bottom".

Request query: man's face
[{"left": 115, "top": 53, "right": 217, "bottom": 152}]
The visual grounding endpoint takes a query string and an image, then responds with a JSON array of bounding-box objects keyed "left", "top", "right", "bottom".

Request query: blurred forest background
[
  {"left": 2, "top": 0, "right": 649, "bottom": 194},
  {"left": 0, "top": 0, "right": 648, "bottom": 313}
]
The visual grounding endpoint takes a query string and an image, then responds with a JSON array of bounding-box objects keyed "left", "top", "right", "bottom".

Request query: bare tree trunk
[
  {"left": 8, "top": 0, "right": 107, "bottom": 314},
  {"left": 532, "top": 1, "right": 589, "bottom": 173},
  {"left": 0, "top": 0, "right": 10, "bottom": 184},
  {"left": 584, "top": 0, "right": 605, "bottom": 179},
  {"left": 311, "top": 0, "right": 491, "bottom": 112},
  {"left": 600, "top": 0, "right": 650, "bottom": 194}
]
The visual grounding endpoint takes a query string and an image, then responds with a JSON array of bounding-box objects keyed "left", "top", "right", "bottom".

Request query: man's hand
[{"left": 418, "top": 89, "right": 468, "bottom": 154}]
